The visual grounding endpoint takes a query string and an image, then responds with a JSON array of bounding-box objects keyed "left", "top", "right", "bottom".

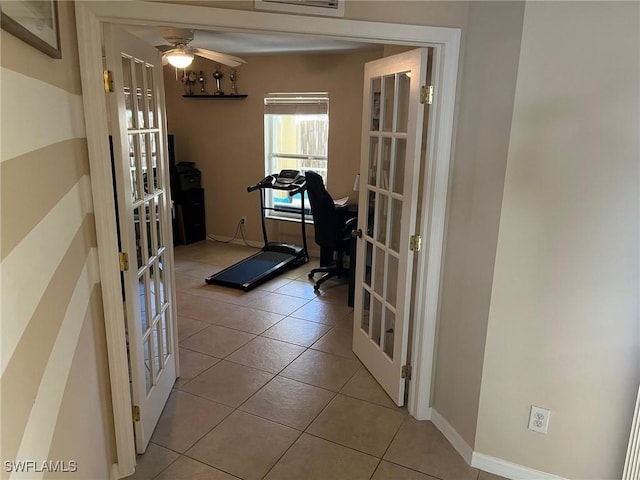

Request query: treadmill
[{"left": 205, "top": 170, "right": 309, "bottom": 291}]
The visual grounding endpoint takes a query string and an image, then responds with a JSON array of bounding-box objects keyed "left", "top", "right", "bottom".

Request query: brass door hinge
[
  {"left": 420, "top": 85, "right": 434, "bottom": 105},
  {"left": 409, "top": 235, "right": 422, "bottom": 252},
  {"left": 132, "top": 405, "right": 140, "bottom": 422},
  {"left": 104, "top": 70, "right": 114, "bottom": 93},
  {"left": 119, "top": 252, "right": 129, "bottom": 271},
  {"left": 401, "top": 364, "right": 412, "bottom": 379}
]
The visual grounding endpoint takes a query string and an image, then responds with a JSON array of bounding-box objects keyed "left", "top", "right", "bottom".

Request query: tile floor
[{"left": 129, "top": 240, "right": 503, "bottom": 480}]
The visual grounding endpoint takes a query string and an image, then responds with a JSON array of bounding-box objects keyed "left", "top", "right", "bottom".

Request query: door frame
[{"left": 75, "top": 2, "right": 460, "bottom": 478}]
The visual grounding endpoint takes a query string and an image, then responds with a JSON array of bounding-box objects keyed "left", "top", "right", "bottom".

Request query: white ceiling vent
[{"left": 255, "top": 0, "right": 345, "bottom": 17}]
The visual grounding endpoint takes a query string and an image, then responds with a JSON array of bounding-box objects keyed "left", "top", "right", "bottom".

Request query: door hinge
[
  {"left": 119, "top": 252, "right": 129, "bottom": 271},
  {"left": 401, "top": 364, "right": 412, "bottom": 379},
  {"left": 409, "top": 234, "right": 422, "bottom": 252},
  {"left": 132, "top": 405, "right": 140, "bottom": 422},
  {"left": 420, "top": 85, "right": 434, "bottom": 105},
  {"left": 103, "top": 70, "right": 114, "bottom": 93}
]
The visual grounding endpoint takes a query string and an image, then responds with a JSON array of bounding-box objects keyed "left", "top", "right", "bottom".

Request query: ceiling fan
[{"left": 158, "top": 28, "right": 247, "bottom": 69}]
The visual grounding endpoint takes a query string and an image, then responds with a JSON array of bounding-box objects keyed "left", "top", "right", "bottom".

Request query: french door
[
  {"left": 353, "top": 48, "right": 429, "bottom": 406},
  {"left": 104, "top": 24, "right": 178, "bottom": 453}
]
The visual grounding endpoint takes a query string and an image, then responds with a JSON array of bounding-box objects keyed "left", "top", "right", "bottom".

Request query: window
[{"left": 264, "top": 92, "right": 329, "bottom": 219}]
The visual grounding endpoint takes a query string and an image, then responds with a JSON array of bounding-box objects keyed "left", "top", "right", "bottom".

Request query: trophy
[
  {"left": 229, "top": 69, "right": 238, "bottom": 95},
  {"left": 183, "top": 70, "right": 197, "bottom": 96},
  {"left": 212, "top": 67, "right": 224, "bottom": 95},
  {"left": 198, "top": 70, "right": 206, "bottom": 94}
]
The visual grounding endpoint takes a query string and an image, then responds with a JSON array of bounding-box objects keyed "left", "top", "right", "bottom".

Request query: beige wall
[
  {"left": 4, "top": 2, "right": 634, "bottom": 479},
  {"left": 475, "top": 2, "right": 640, "bottom": 478},
  {"left": 164, "top": 49, "right": 382, "bottom": 248},
  {"left": 164, "top": 0, "right": 470, "bottom": 29},
  {"left": 433, "top": 1, "right": 525, "bottom": 448},
  {"left": 0, "top": 2, "right": 116, "bottom": 478}
]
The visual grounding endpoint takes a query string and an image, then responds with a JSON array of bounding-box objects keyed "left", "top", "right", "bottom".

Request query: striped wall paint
[
  {"left": 1, "top": 27, "right": 114, "bottom": 480},
  {"left": 0, "top": 68, "right": 86, "bottom": 162}
]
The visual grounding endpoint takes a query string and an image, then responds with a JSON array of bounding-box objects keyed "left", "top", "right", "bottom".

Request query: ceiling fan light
[{"left": 166, "top": 51, "right": 194, "bottom": 68}]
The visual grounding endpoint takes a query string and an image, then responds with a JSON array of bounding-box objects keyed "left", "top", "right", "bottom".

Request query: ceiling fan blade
[
  {"left": 193, "top": 48, "right": 247, "bottom": 68},
  {"left": 156, "top": 44, "right": 172, "bottom": 54}
]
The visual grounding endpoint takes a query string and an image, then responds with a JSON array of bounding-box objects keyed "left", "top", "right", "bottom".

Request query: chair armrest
[{"left": 343, "top": 216, "right": 358, "bottom": 234}]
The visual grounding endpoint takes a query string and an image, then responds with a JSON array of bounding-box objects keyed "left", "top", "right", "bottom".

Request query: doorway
[{"left": 75, "top": 3, "right": 460, "bottom": 476}]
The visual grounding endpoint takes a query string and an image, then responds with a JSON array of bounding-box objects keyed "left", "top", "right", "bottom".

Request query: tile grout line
[{"left": 156, "top": 246, "right": 373, "bottom": 479}]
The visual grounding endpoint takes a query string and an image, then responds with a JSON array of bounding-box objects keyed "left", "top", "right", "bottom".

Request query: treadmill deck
[{"left": 205, "top": 250, "right": 305, "bottom": 291}]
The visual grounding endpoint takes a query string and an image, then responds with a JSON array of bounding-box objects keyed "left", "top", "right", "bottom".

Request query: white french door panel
[
  {"left": 352, "top": 48, "right": 429, "bottom": 406},
  {"left": 104, "top": 23, "right": 178, "bottom": 453}
]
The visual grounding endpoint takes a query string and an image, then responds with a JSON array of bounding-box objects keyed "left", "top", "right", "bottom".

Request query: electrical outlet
[
  {"left": 240, "top": 216, "right": 246, "bottom": 225},
  {"left": 528, "top": 405, "right": 550, "bottom": 434}
]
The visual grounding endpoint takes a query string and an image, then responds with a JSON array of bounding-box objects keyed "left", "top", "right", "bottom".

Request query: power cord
[{"left": 206, "top": 219, "right": 252, "bottom": 247}]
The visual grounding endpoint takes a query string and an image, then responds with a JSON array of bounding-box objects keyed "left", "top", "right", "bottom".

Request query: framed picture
[{"left": 1, "top": 0, "right": 61, "bottom": 59}]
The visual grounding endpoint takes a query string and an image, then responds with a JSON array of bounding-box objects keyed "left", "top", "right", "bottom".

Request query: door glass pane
[
  {"left": 396, "top": 72, "right": 410, "bottom": 133},
  {"left": 150, "top": 133, "right": 159, "bottom": 191},
  {"left": 133, "top": 206, "right": 143, "bottom": 269},
  {"left": 141, "top": 133, "right": 154, "bottom": 194},
  {"left": 161, "top": 312, "right": 169, "bottom": 363},
  {"left": 156, "top": 196, "right": 164, "bottom": 249},
  {"left": 122, "top": 56, "right": 133, "bottom": 130},
  {"left": 381, "top": 137, "right": 391, "bottom": 190},
  {"left": 374, "top": 246, "right": 385, "bottom": 296},
  {"left": 148, "top": 199, "right": 159, "bottom": 257},
  {"left": 153, "top": 323, "right": 162, "bottom": 381},
  {"left": 376, "top": 193, "right": 388, "bottom": 244},
  {"left": 128, "top": 135, "right": 139, "bottom": 202},
  {"left": 366, "top": 190, "right": 375, "bottom": 237},
  {"left": 390, "top": 198, "right": 402, "bottom": 253},
  {"left": 158, "top": 254, "right": 167, "bottom": 305},
  {"left": 393, "top": 138, "right": 406, "bottom": 194},
  {"left": 139, "top": 134, "right": 148, "bottom": 195},
  {"left": 368, "top": 136, "right": 379, "bottom": 187},
  {"left": 364, "top": 241, "right": 373, "bottom": 286},
  {"left": 139, "top": 272, "right": 149, "bottom": 333},
  {"left": 361, "top": 289, "right": 371, "bottom": 333},
  {"left": 386, "top": 254, "right": 398, "bottom": 307},
  {"left": 372, "top": 297, "right": 382, "bottom": 345},
  {"left": 371, "top": 77, "right": 381, "bottom": 131},
  {"left": 134, "top": 60, "right": 145, "bottom": 129},
  {"left": 155, "top": 324, "right": 165, "bottom": 378},
  {"left": 149, "top": 263, "right": 158, "bottom": 318},
  {"left": 383, "top": 308, "right": 395, "bottom": 360},
  {"left": 145, "top": 202, "right": 154, "bottom": 260},
  {"left": 146, "top": 64, "right": 156, "bottom": 128},
  {"left": 144, "top": 337, "right": 152, "bottom": 394},
  {"left": 382, "top": 75, "right": 395, "bottom": 132}
]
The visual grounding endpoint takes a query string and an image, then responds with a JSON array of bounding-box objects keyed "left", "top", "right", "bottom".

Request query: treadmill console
[{"left": 275, "top": 169, "right": 302, "bottom": 185}]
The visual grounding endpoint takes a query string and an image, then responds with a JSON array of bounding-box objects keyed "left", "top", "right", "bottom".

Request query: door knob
[{"left": 351, "top": 228, "right": 363, "bottom": 238}]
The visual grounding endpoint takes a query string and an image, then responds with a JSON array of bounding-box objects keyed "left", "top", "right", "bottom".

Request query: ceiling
[{"left": 125, "top": 25, "right": 379, "bottom": 56}]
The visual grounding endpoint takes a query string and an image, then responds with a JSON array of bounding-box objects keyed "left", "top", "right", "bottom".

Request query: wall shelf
[{"left": 182, "top": 94, "right": 248, "bottom": 99}]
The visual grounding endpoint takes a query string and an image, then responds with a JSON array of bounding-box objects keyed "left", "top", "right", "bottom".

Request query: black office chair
[{"left": 305, "top": 171, "right": 357, "bottom": 291}]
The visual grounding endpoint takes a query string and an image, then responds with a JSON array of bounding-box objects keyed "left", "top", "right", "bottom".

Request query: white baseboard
[
  {"left": 471, "top": 452, "right": 567, "bottom": 480},
  {"left": 111, "top": 462, "right": 133, "bottom": 480},
  {"left": 430, "top": 408, "right": 474, "bottom": 464},
  {"left": 428, "top": 409, "right": 567, "bottom": 480}
]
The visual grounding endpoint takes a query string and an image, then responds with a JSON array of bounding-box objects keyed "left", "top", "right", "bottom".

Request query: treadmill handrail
[
  {"left": 247, "top": 175, "right": 276, "bottom": 192},
  {"left": 247, "top": 175, "right": 306, "bottom": 194}
]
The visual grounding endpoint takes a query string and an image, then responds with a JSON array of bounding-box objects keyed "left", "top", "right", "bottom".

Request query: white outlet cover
[{"left": 528, "top": 405, "right": 550, "bottom": 434}]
